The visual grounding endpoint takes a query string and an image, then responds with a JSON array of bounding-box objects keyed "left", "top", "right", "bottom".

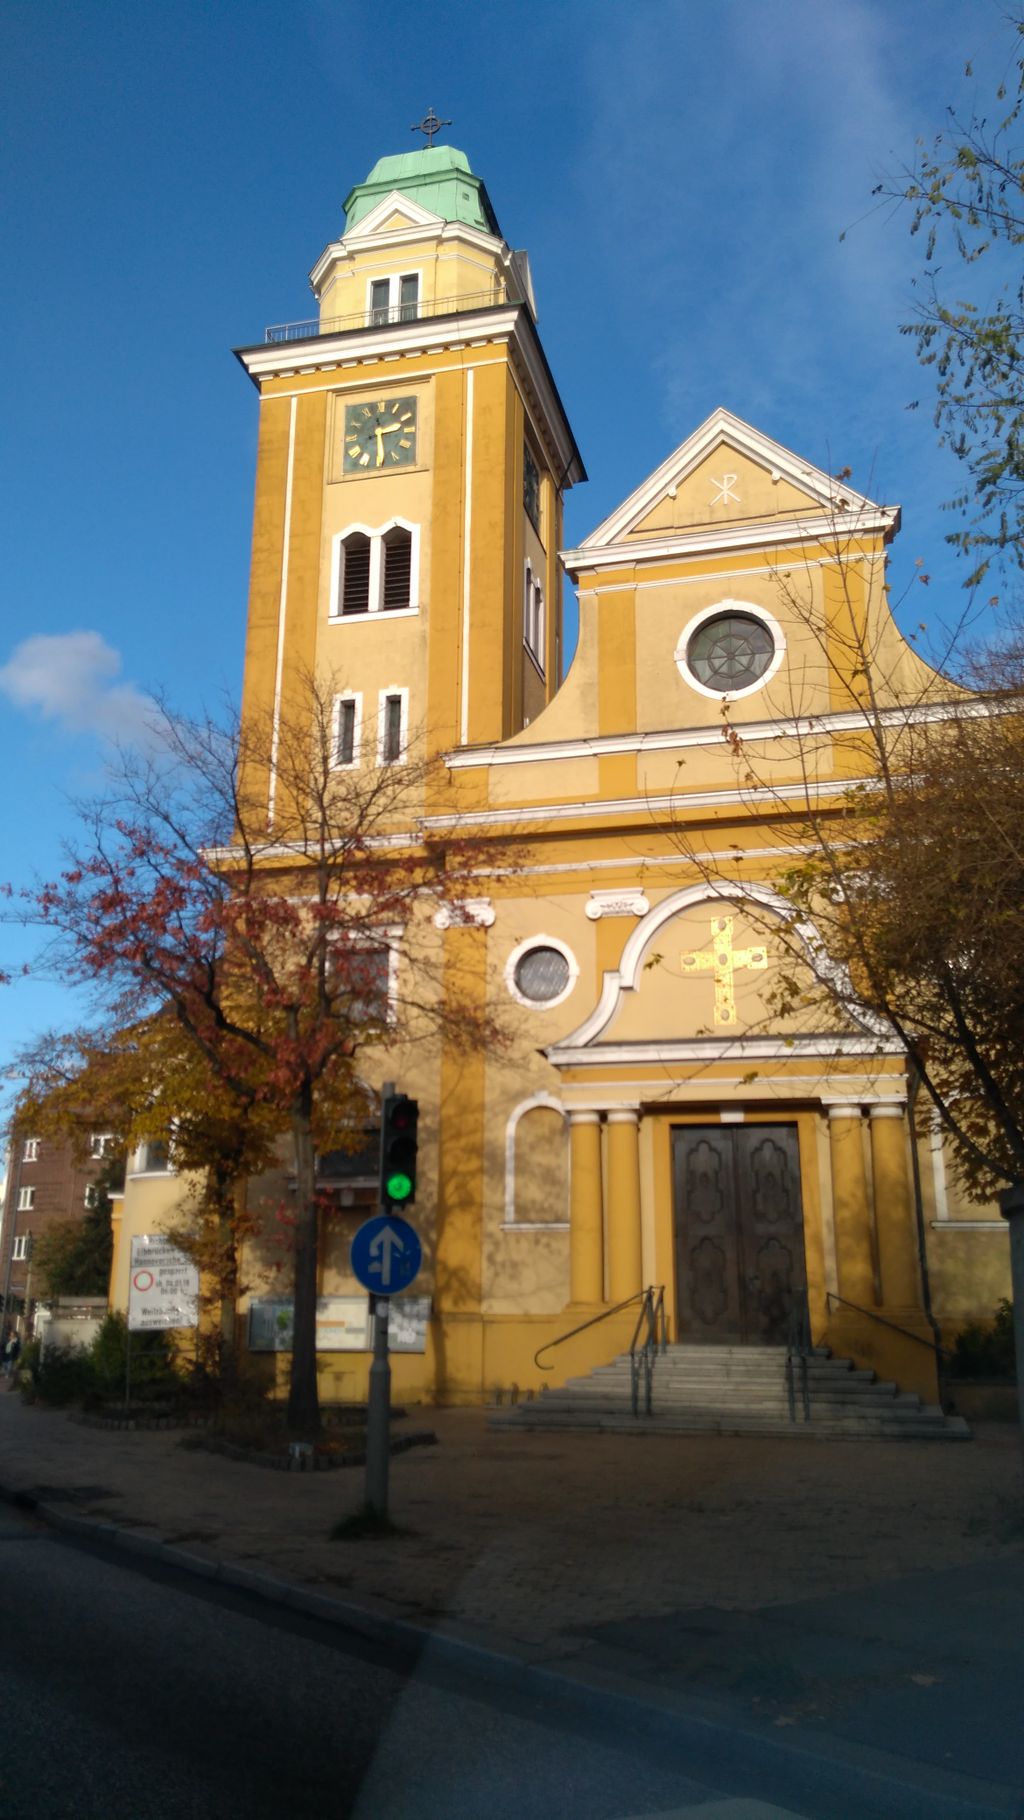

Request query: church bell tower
[{"left": 234, "top": 143, "right": 586, "bottom": 804}]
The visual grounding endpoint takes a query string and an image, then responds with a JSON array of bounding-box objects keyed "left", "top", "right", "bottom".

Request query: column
[
  {"left": 827, "top": 1106, "right": 876, "bottom": 1306},
  {"left": 568, "top": 1113, "right": 604, "bottom": 1305},
  {"left": 869, "top": 1106, "right": 921, "bottom": 1309},
  {"left": 606, "top": 1110, "right": 643, "bottom": 1303}
]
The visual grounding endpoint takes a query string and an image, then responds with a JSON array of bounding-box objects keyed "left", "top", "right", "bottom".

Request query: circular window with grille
[
  {"left": 506, "top": 938, "right": 578, "bottom": 1010},
  {"left": 677, "top": 602, "right": 784, "bottom": 700}
]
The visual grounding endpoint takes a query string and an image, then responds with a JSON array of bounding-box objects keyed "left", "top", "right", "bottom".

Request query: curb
[{"left": 3, "top": 1480, "right": 1020, "bottom": 1820}]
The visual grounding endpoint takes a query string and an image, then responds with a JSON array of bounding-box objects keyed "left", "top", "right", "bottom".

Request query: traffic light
[{"left": 380, "top": 1093, "right": 419, "bottom": 1208}]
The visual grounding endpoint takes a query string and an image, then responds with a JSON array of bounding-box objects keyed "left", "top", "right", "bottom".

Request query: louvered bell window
[
  {"left": 382, "top": 528, "right": 412, "bottom": 611},
  {"left": 341, "top": 534, "right": 371, "bottom": 615}
]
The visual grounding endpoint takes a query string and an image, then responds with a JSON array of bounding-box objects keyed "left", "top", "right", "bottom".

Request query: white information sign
[
  {"left": 128, "top": 1236, "right": 199, "bottom": 1333},
  {"left": 376, "top": 1295, "right": 431, "bottom": 1354}
]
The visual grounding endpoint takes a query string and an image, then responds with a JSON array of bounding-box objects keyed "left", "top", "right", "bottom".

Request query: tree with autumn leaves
[{"left": 11, "top": 677, "right": 500, "bottom": 1432}]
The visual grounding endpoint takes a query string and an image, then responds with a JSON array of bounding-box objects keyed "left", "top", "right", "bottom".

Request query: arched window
[
  {"left": 340, "top": 532, "right": 371, "bottom": 616},
  {"left": 505, "top": 1099, "right": 569, "bottom": 1225},
  {"left": 330, "top": 520, "right": 420, "bottom": 621},
  {"left": 381, "top": 525, "right": 413, "bottom": 611}
]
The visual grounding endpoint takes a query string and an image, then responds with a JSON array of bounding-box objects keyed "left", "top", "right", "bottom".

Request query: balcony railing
[{"left": 264, "top": 287, "right": 522, "bottom": 345}]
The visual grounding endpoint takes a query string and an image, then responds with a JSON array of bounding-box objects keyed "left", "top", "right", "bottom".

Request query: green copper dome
[{"left": 343, "top": 147, "right": 501, "bottom": 238}]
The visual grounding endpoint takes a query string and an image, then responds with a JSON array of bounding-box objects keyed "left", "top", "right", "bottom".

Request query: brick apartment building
[{"left": 0, "top": 1127, "right": 119, "bottom": 1331}]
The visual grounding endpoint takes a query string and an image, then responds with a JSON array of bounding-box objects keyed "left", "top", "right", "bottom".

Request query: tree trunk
[
  {"left": 288, "top": 1091, "right": 321, "bottom": 1434},
  {"left": 214, "top": 1178, "right": 244, "bottom": 1392}
]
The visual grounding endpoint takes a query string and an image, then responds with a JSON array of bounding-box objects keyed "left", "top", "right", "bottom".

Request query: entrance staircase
[{"left": 489, "top": 1344, "right": 971, "bottom": 1440}]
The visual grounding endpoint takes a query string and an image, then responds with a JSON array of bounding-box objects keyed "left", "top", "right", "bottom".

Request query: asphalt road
[{"left": 0, "top": 1501, "right": 999, "bottom": 1820}]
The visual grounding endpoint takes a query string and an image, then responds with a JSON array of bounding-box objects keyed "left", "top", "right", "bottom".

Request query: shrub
[
  {"left": 89, "top": 1311, "right": 178, "bottom": 1404},
  {"left": 29, "top": 1341, "right": 95, "bottom": 1408},
  {"left": 952, "top": 1300, "right": 1016, "bottom": 1381}
]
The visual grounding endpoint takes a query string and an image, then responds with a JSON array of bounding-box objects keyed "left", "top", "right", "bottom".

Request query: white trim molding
[
  {"left": 433, "top": 898, "right": 495, "bottom": 930},
  {"left": 505, "top": 934, "right": 579, "bottom": 1011},
  {"left": 504, "top": 1093, "right": 568, "bottom": 1225},
  {"left": 585, "top": 890, "right": 650, "bottom": 921},
  {"left": 443, "top": 694, "right": 997, "bottom": 772}
]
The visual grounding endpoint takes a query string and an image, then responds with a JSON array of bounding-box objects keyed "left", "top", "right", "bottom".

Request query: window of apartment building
[
  {"left": 379, "top": 689, "right": 407, "bottom": 764},
  {"left": 368, "top": 272, "right": 420, "bottom": 326},
  {"left": 22, "top": 1138, "right": 39, "bottom": 1163},
  {"left": 333, "top": 522, "right": 418, "bottom": 620},
  {"left": 17, "top": 1187, "right": 34, "bottom": 1212},
  {"left": 12, "top": 1236, "right": 30, "bottom": 1261},
  {"left": 137, "top": 1140, "right": 171, "bottom": 1174},
  {"left": 84, "top": 1183, "right": 99, "bottom": 1209},
  {"left": 334, "top": 695, "right": 361, "bottom": 768},
  {"left": 90, "top": 1133, "right": 115, "bottom": 1159},
  {"left": 524, "top": 564, "right": 545, "bottom": 673}
]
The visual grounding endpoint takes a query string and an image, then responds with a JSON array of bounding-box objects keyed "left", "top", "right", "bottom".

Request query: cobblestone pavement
[{"left": 0, "top": 1394, "right": 1019, "bottom": 1657}]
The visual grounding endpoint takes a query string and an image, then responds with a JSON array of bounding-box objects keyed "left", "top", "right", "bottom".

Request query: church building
[{"left": 109, "top": 144, "right": 1010, "bottom": 1412}]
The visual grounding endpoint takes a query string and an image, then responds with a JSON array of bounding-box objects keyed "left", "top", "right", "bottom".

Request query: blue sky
[{"left": 0, "top": 0, "right": 1016, "bottom": 1095}]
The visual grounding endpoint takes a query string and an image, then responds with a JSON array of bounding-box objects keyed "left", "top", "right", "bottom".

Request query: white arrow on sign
[{"left": 369, "top": 1224, "right": 405, "bottom": 1289}]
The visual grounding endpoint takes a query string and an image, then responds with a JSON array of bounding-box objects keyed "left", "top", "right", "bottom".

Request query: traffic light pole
[{"left": 365, "top": 1081, "right": 395, "bottom": 1520}]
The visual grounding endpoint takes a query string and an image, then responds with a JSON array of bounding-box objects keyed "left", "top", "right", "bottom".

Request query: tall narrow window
[
  {"left": 524, "top": 566, "right": 545, "bottom": 670},
  {"left": 369, "top": 279, "right": 390, "bottom": 326},
  {"left": 17, "top": 1188, "right": 34, "bottom": 1212},
  {"left": 341, "top": 533, "right": 371, "bottom": 615},
  {"left": 12, "top": 1236, "right": 29, "bottom": 1261},
  {"left": 22, "top": 1139, "right": 39, "bottom": 1163},
  {"left": 382, "top": 693, "right": 403, "bottom": 764},
  {"left": 336, "top": 697, "right": 357, "bottom": 766},
  {"left": 399, "top": 273, "right": 419, "bottom": 321},
  {"left": 381, "top": 526, "right": 412, "bottom": 611}
]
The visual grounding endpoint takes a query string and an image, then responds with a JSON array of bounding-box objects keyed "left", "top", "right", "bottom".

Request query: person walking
[{"left": 3, "top": 1329, "right": 21, "bottom": 1386}]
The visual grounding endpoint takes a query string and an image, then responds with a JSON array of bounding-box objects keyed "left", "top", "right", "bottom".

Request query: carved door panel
[
  {"left": 672, "top": 1129, "right": 743, "bottom": 1342},
  {"left": 673, "top": 1125, "right": 805, "bottom": 1344},
  {"left": 733, "top": 1126, "right": 805, "bottom": 1345}
]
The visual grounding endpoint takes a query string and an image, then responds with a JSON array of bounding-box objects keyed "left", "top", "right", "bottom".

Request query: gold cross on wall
[{"left": 680, "top": 915, "right": 767, "bottom": 1028}]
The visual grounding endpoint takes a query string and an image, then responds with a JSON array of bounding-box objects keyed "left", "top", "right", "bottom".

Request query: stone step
[{"left": 490, "top": 1409, "right": 972, "bottom": 1440}]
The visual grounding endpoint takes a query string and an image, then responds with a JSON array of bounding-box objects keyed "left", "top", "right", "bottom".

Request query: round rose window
[
  {"left": 513, "top": 945, "right": 571, "bottom": 1003},
  {"left": 686, "top": 612, "right": 775, "bottom": 693}
]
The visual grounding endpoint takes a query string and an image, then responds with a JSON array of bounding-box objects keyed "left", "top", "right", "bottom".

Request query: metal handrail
[
  {"left": 265, "top": 288, "right": 523, "bottom": 345},
  {"left": 825, "top": 1291, "right": 951, "bottom": 1357},
  {"left": 629, "top": 1286, "right": 668, "bottom": 1418},
  {"left": 785, "top": 1298, "right": 812, "bottom": 1423},
  {"left": 533, "top": 1289, "right": 651, "bottom": 1371}
]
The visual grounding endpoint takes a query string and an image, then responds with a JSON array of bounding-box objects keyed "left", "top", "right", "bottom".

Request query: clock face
[{"left": 344, "top": 396, "right": 418, "bottom": 472}]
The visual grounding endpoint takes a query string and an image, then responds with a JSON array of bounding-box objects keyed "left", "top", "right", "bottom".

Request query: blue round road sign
[{"left": 350, "top": 1214, "right": 422, "bottom": 1297}]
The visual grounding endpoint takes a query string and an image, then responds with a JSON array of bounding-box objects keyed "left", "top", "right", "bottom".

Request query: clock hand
[
  {"left": 375, "top": 426, "right": 384, "bottom": 466},
  {"left": 379, "top": 422, "right": 401, "bottom": 435}
]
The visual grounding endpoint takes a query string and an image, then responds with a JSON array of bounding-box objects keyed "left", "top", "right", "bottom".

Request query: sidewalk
[{"left": 1, "top": 1393, "right": 1021, "bottom": 1813}]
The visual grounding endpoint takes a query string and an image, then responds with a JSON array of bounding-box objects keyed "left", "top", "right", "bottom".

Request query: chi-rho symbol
[{"left": 680, "top": 915, "right": 767, "bottom": 1027}]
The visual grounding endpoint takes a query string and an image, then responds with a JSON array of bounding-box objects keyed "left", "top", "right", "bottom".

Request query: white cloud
[{"left": 0, "top": 631, "right": 155, "bottom": 744}]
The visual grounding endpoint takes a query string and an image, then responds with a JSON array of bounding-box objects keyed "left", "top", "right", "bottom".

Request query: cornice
[
  {"left": 235, "top": 304, "right": 585, "bottom": 486},
  {"left": 443, "top": 695, "right": 979, "bottom": 771},
  {"left": 562, "top": 508, "right": 898, "bottom": 577},
  {"left": 545, "top": 1035, "right": 904, "bottom": 1068}
]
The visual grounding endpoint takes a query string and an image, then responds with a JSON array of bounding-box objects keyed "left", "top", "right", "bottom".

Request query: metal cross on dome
[{"left": 411, "top": 108, "right": 452, "bottom": 147}]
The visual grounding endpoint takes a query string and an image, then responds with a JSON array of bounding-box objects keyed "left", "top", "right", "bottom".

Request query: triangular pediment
[
  {"left": 578, "top": 409, "right": 888, "bottom": 551},
  {"left": 342, "top": 189, "right": 445, "bottom": 241}
]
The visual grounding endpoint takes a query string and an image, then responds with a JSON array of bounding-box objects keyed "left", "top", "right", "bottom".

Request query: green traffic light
[{"left": 386, "top": 1171, "right": 413, "bottom": 1202}]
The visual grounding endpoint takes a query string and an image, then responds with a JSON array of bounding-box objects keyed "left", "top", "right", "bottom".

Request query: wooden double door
[{"left": 672, "top": 1124, "right": 806, "bottom": 1345}]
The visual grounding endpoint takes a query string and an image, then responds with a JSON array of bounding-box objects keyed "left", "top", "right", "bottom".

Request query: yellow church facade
[{"left": 109, "top": 146, "right": 1010, "bottom": 1409}]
